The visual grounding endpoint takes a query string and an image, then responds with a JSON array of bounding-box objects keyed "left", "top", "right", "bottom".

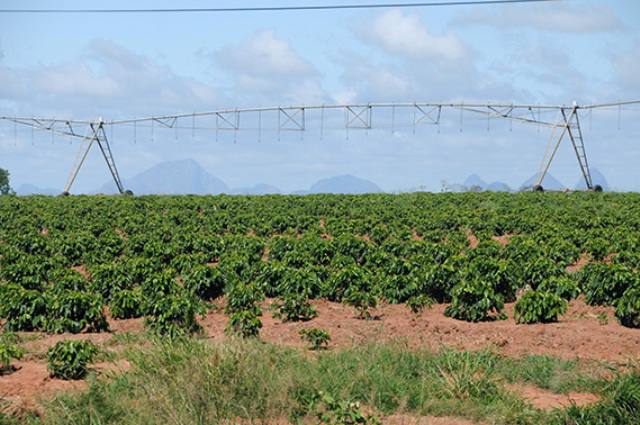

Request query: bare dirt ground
[{"left": 2, "top": 298, "right": 637, "bottom": 419}]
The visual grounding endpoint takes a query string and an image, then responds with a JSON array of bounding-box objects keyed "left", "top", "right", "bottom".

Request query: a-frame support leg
[
  {"left": 62, "top": 119, "right": 128, "bottom": 195},
  {"left": 534, "top": 105, "right": 595, "bottom": 191}
]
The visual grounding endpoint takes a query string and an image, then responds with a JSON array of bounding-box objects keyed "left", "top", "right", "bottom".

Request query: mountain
[
  {"left": 463, "top": 174, "right": 488, "bottom": 191},
  {"left": 232, "top": 184, "right": 281, "bottom": 195},
  {"left": 96, "top": 159, "right": 229, "bottom": 195},
  {"left": 574, "top": 168, "right": 609, "bottom": 191},
  {"left": 16, "top": 184, "right": 59, "bottom": 196},
  {"left": 486, "top": 181, "right": 512, "bottom": 192},
  {"left": 520, "top": 173, "right": 566, "bottom": 191},
  {"left": 308, "top": 175, "right": 382, "bottom": 194}
]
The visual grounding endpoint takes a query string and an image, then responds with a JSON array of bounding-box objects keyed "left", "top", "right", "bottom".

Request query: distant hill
[
  {"left": 16, "top": 184, "right": 59, "bottom": 196},
  {"left": 463, "top": 174, "right": 488, "bottom": 191},
  {"left": 486, "top": 181, "right": 512, "bottom": 192},
  {"left": 232, "top": 184, "right": 281, "bottom": 195},
  {"left": 520, "top": 173, "right": 566, "bottom": 191},
  {"left": 96, "top": 159, "right": 229, "bottom": 195},
  {"left": 575, "top": 168, "right": 609, "bottom": 191},
  {"left": 308, "top": 175, "right": 382, "bottom": 194}
]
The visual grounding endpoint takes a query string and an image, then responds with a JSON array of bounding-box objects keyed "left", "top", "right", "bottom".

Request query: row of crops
[{"left": 1, "top": 192, "right": 639, "bottom": 337}]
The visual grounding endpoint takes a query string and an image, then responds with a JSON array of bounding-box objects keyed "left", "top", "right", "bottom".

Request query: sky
[{"left": 0, "top": 0, "right": 639, "bottom": 193}]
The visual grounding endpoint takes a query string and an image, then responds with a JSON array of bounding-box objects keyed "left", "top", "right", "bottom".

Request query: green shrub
[
  {"left": 110, "top": 288, "right": 144, "bottom": 319},
  {"left": 312, "top": 391, "right": 381, "bottom": 425},
  {"left": 299, "top": 328, "right": 331, "bottom": 350},
  {"left": 444, "top": 279, "right": 506, "bottom": 322},
  {"left": 344, "top": 290, "right": 378, "bottom": 319},
  {"left": 182, "top": 265, "right": 225, "bottom": 300},
  {"left": 225, "top": 282, "right": 264, "bottom": 315},
  {"left": 46, "top": 290, "right": 109, "bottom": 334},
  {"left": 581, "top": 264, "right": 637, "bottom": 306},
  {"left": 406, "top": 294, "right": 434, "bottom": 314},
  {"left": 616, "top": 286, "right": 640, "bottom": 329},
  {"left": 0, "top": 283, "right": 48, "bottom": 331},
  {"left": 538, "top": 275, "right": 581, "bottom": 300},
  {"left": 272, "top": 295, "right": 318, "bottom": 322},
  {"left": 144, "top": 293, "right": 203, "bottom": 337},
  {"left": 0, "top": 333, "right": 23, "bottom": 371},
  {"left": 226, "top": 310, "right": 262, "bottom": 338},
  {"left": 515, "top": 290, "right": 568, "bottom": 324},
  {"left": 47, "top": 340, "right": 98, "bottom": 380}
]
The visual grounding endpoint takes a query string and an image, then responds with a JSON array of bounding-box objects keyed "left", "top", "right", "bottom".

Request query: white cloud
[
  {"left": 216, "top": 30, "right": 313, "bottom": 76},
  {"left": 214, "top": 30, "right": 325, "bottom": 104},
  {"left": 455, "top": 4, "right": 623, "bottom": 33},
  {"left": 0, "top": 39, "right": 221, "bottom": 118},
  {"left": 363, "top": 10, "right": 467, "bottom": 61}
]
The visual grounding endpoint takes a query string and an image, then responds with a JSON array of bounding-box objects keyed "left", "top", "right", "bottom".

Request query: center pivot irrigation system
[{"left": 1, "top": 99, "right": 639, "bottom": 195}]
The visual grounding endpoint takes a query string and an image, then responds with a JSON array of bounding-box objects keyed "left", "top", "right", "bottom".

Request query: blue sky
[{"left": 1, "top": 0, "right": 639, "bottom": 193}]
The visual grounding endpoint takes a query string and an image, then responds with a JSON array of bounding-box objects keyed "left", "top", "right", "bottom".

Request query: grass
[{"left": 8, "top": 337, "right": 640, "bottom": 425}]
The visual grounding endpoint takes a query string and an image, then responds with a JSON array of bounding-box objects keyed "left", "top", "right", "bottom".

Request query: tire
[{"left": 532, "top": 185, "right": 544, "bottom": 192}]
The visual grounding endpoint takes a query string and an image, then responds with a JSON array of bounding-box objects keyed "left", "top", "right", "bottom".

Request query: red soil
[
  {"left": 3, "top": 298, "right": 637, "bottom": 418},
  {"left": 505, "top": 383, "right": 600, "bottom": 411}
]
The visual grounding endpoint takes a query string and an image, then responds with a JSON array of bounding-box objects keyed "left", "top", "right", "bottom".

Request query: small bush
[
  {"left": 445, "top": 279, "right": 506, "bottom": 322},
  {"left": 110, "top": 288, "right": 144, "bottom": 319},
  {"left": 144, "top": 293, "right": 203, "bottom": 337},
  {"left": 272, "top": 295, "right": 318, "bottom": 322},
  {"left": 312, "top": 391, "right": 381, "bottom": 425},
  {"left": 406, "top": 294, "right": 434, "bottom": 314},
  {"left": 616, "top": 286, "right": 640, "bottom": 329},
  {"left": 515, "top": 290, "right": 568, "bottom": 324},
  {"left": 0, "top": 333, "right": 23, "bottom": 371},
  {"left": 299, "top": 328, "right": 330, "bottom": 350},
  {"left": 47, "top": 340, "right": 98, "bottom": 380},
  {"left": 226, "top": 310, "right": 262, "bottom": 338},
  {"left": 343, "top": 290, "right": 378, "bottom": 320}
]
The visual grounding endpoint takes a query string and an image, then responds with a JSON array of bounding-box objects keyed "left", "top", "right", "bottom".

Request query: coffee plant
[
  {"left": 299, "top": 328, "right": 331, "bottom": 350},
  {"left": 514, "top": 290, "right": 568, "bottom": 324},
  {"left": 47, "top": 339, "right": 98, "bottom": 380},
  {"left": 445, "top": 279, "right": 506, "bottom": 322},
  {"left": 616, "top": 286, "right": 640, "bottom": 329}
]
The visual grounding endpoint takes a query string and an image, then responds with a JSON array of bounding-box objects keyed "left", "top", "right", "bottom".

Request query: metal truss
[{"left": 2, "top": 99, "right": 639, "bottom": 194}]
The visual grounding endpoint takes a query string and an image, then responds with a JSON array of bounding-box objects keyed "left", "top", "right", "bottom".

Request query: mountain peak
[
  {"left": 309, "top": 175, "right": 382, "bottom": 194},
  {"left": 97, "top": 159, "right": 229, "bottom": 195}
]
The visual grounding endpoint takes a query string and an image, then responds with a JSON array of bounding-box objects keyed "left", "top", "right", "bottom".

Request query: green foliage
[
  {"left": 0, "top": 333, "right": 23, "bottom": 371},
  {"left": 299, "top": 328, "right": 331, "bottom": 350},
  {"left": 312, "top": 391, "right": 381, "bottom": 425},
  {"left": 0, "top": 167, "right": 13, "bottom": 195},
  {"left": 226, "top": 310, "right": 262, "bottom": 338},
  {"left": 182, "top": 264, "right": 225, "bottom": 300},
  {"left": 0, "top": 283, "right": 48, "bottom": 331},
  {"left": 272, "top": 295, "right": 318, "bottom": 322},
  {"left": 514, "top": 290, "right": 568, "bottom": 324},
  {"left": 616, "top": 286, "right": 640, "bottom": 329},
  {"left": 444, "top": 279, "right": 506, "bottom": 322},
  {"left": 144, "top": 293, "right": 203, "bottom": 337},
  {"left": 46, "top": 290, "right": 109, "bottom": 334},
  {"left": 344, "top": 290, "right": 378, "bottom": 319},
  {"left": 538, "top": 275, "right": 581, "bottom": 300},
  {"left": 581, "top": 264, "right": 637, "bottom": 306},
  {"left": 558, "top": 371, "right": 640, "bottom": 425},
  {"left": 109, "top": 288, "right": 144, "bottom": 319},
  {"left": 47, "top": 339, "right": 98, "bottom": 380},
  {"left": 406, "top": 294, "right": 434, "bottom": 314}
]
